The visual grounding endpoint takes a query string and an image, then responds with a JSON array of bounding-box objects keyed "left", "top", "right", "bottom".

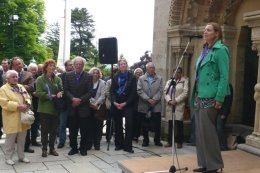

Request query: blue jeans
[{"left": 58, "top": 110, "right": 68, "bottom": 145}]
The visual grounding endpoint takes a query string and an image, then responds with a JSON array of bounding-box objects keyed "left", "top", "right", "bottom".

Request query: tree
[
  {"left": 45, "top": 22, "right": 60, "bottom": 59},
  {"left": 0, "top": 0, "right": 51, "bottom": 64},
  {"left": 71, "top": 8, "right": 96, "bottom": 60}
]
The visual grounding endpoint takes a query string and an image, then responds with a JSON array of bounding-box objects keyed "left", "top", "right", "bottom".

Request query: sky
[{"left": 44, "top": 0, "right": 155, "bottom": 65}]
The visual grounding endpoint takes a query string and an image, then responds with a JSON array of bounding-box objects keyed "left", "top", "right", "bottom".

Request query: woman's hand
[
  {"left": 18, "top": 104, "right": 29, "bottom": 112},
  {"left": 215, "top": 101, "right": 223, "bottom": 109},
  {"left": 56, "top": 92, "right": 63, "bottom": 98},
  {"left": 90, "top": 103, "right": 99, "bottom": 110}
]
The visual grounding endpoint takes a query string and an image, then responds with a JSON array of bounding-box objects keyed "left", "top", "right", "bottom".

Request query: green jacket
[
  {"left": 191, "top": 40, "right": 230, "bottom": 107},
  {"left": 36, "top": 74, "right": 63, "bottom": 116}
]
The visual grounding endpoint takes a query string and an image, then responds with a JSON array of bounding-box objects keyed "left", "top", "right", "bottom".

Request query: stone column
[{"left": 244, "top": 10, "right": 260, "bottom": 148}]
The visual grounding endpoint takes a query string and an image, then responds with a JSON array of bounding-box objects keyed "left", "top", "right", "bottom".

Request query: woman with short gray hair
[{"left": 0, "top": 70, "right": 32, "bottom": 165}]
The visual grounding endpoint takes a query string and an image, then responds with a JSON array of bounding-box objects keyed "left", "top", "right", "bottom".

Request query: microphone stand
[
  {"left": 145, "top": 37, "right": 194, "bottom": 173},
  {"left": 107, "top": 64, "right": 114, "bottom": 151}
]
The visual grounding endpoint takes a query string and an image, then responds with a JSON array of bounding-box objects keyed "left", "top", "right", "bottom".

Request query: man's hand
[
  {"left": 148, "top": 99, "right": 156, "bottom": 107},
  {"left": 72, "top": 97, "right": 81, "bottom": 107}
]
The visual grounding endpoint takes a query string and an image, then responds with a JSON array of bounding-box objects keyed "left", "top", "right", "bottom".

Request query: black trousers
[
  {"left": 39, "top": 113, "right": 59, "bottom": 151},
  {"left": 88, "top": 109, "right": 103, "bottom": 149},
  {"left": 31, "top": 111, "right": 40, "bottom": 142},
  {"left": 68, "top": 111, "right": 91, "bottom": 152},
  {"left": 167, "top": 120, "right": 184, "bottom": 145},
  {"left": 132, "top": 111, "right": 142, "bottom": 139},
  {"left": 113, "top": 107, "right": 133, "bottom": 150},
  {"left": 141, "top": 112, "right": 161, "bottom": 143}
]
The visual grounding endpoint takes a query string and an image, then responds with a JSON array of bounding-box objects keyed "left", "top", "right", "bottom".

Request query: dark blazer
[
  {"left": 110, "top": 71, "right": 137, "bottom": 107},
  {"left": 64, "top": 71, "right": 93, "bottom": 117},
  {"left": 19, "top": 71, "right": 34, "bottom": 95}
]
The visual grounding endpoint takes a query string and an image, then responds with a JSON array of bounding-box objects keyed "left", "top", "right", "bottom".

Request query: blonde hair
[{"left": 89, "top": 67, "right": 102, "bottom": 79}]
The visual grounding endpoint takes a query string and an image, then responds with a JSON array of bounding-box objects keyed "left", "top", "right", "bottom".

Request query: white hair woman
[
  {"left": 132, "top": 68, "right": 143, "bottom": 142},
  {"left": 0, "top": 70, "right": 31, "bottom": 165}
]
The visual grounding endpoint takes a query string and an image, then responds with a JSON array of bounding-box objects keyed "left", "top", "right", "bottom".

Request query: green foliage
[
  {"left": 0, "top": 0, "right": 48, "bottom": 64},
  {"left": 45, "top": 22, "right": 60, "bottom": 59},
  {"left": 71, "top": 8, "right": 96, "bottom": 60}
]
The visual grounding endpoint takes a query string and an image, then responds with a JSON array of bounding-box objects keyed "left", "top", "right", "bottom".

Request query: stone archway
[{"left": 243, "top": 10, "right": 260, "bottom": 149}]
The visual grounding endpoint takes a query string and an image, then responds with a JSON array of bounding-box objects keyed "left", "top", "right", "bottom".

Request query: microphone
[{"left": 183, "top": 35, "right": 203, "bottom": 39}]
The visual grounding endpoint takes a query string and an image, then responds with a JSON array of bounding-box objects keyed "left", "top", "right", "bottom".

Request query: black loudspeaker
[{"left": 98, "top": 37, "right": 118, "bottom": 64}]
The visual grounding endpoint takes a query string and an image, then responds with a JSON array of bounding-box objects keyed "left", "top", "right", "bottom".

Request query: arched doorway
[{"left": 242, "top": 26, "right": 258, "bottom": 126}]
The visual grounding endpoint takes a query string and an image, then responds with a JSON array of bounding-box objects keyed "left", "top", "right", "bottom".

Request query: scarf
[{"left": 117, "top": 71, "right": 128, "bottom": 95}]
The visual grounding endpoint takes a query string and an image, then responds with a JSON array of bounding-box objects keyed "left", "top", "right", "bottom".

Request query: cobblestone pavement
[{"left": 0, "top": 134, "right": 196, "bottom": 173}]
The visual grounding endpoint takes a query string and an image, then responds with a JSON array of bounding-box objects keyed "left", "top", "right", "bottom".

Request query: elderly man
[
  {"left": 137, "top": 62, "right": 164, "bottom": 147},
  {"left": 64, "top": 56, "right": 93, "bottom": 156}
]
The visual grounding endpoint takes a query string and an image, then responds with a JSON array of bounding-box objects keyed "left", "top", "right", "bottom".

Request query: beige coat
[
  {"left": 164, "top": 77, "right": 189, "bottom": 121},
  {"left": 0, "top": 83, "right": 31, "bottom": 134}
]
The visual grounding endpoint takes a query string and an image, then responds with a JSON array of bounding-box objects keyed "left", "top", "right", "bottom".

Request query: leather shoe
[
  {"left": 42, "top": 150, "right": 47, "bottom": 157},
  {"left": 193, "top": 167, "right": 206, "bottom": 172},
  {"left": 24, "top": 148, "right": 34, "bottom": 153},
  {"left": 94, "top": 146, "right": 100, "bottom": 150},
  {"left": 68, "top": 149, "right": 78, "bottom": 155},
  {"left": 142, "top": 142, "right": 149, "bottom": 147},
  {"left": 202, "top": 170, "right": 218, "bottom": 173},
  {"left": 124, "top": 149, "right": 134, "bottom": 153},
  {"left": 80, "top": 150, "right": 87, "bottom": 156},
  {"left": 49, "top": 150, "right": 59, "bottom": 156},
  {"left": 177, "top": 143, "right": 183, "bottom": 149},
  {"left": 155, "top": 142, "right": 163, "bottom": 146},
  {"left": 164, "top": 143, "right": 172, "bottom": 147},
  {"left": 115, "top": 146, "right": 123, "bottom": 151},
  {"left": 57, "top": 143, "right": 64, "bottom": 149},
  {"left": 31, "top": 141, "right": 42, "bottom": 146}
]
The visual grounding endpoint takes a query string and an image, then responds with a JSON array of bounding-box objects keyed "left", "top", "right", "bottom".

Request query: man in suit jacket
[
  {"left": 10, "top": 57, "right": 34, "bottom": 153},
  {"left": 64, "top": 56, "right": 93, "bottom": 156}
]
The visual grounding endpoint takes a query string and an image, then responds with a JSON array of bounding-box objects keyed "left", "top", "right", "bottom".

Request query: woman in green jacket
[
  {"left": 36, "top": 59, "right": 63, "bottom": 157},
  {"left": 192, "top": 22, "right": 230, "bottom": 173}
]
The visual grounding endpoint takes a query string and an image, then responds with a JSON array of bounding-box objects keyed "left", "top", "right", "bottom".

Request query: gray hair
[
  {"left": 27, "top": 63, "right": 38, "bottom": 72},
  {"left": 146, "top": 62, "right": 155, "bottom": 69},
  {"left": 72, "top": 56, "right": 87, "bottom": 65},
  {"left": 134, "top": 68, "right": 143, "bottom": 75},
  {"left": 6, "top": 70, "right": 18, "bottom": 79}
]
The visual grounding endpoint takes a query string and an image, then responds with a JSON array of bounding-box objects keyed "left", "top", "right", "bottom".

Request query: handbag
[
  {"left": 21, "top": 109, "right": 35, "bottom": 125},
  {"left": 53, "top": 97, "right": 66, "bottom": 111},
  {"left": 94, "top": 104, "right": 108, "bottom": 120}
]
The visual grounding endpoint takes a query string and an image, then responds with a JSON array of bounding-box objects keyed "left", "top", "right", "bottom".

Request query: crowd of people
[
  {"left": 0, "top": 22, "right": 232, "bottom": 173},
  {"left": 0, "top": 56, "right": 174, "bottom": 165}
]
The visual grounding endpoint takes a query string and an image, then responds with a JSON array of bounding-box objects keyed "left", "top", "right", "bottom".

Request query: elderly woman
[
  {"left": 132, "top": 68, "right": 143, "bottom": 142},
  {"left": 164, "top": 67, "right": 189, "bottom": 149},
  {"left": 88, "top": 67, "right": 106, "bottom": 150},
  {"left": 191, "top": 22, "right": 230, "bottom": 173},
  {"left": 0, "top": 70, "right": 31, "bottom": 165},
  {"left": 36, "top": 59, "right": 63, "bottom": 157}
]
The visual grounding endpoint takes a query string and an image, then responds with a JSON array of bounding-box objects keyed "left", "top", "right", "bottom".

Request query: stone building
[{"left": 152, "top": 0, "right": 260, "bottom": 152}]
